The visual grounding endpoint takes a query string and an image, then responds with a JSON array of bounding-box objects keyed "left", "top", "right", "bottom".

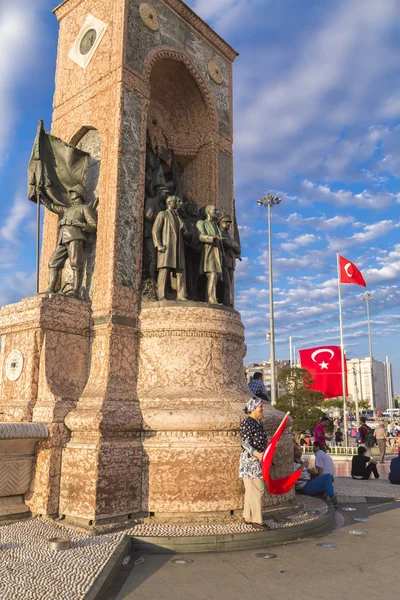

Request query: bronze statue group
[
  {"left": 38, "top": 130, "right": 241, "bottom": 304},
  {"left": 143, "top": 132, "right": 241, "bottom": 305}
]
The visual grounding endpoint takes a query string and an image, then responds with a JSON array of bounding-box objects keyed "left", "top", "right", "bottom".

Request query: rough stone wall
[
  {"left": 116, "top": 90, "right": 142, "bottom": 289},
  {"left": 218, "top": 151, "right": 232, "bottom": 215}
]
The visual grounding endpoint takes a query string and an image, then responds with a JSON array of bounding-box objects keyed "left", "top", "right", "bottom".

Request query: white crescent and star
[
  {"left": 344, "top": 262, "right": 353, "bottom": 277},
  {"left": 311, "top": 348, "right": 334, "bottom": 370}
]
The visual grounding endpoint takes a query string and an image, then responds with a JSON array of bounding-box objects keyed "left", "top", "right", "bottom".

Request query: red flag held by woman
[{"left": 262, "top": 412, "right": 302, "bottom": 494}]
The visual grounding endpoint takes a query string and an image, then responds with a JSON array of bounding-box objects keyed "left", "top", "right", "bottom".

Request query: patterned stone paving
[{"left": 0, "top": 497, "right": 326, "bottom": 600}]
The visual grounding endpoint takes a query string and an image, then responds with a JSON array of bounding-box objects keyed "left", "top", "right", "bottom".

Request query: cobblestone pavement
[
  {"left": 1, "top": 475, "right": 398, "bottom": 600},
  {"left": 0, "top": 498, "right": 326, "bottom": 600},
  {"left": 0, "top": 519, "right": 125, "bottom": 600}
]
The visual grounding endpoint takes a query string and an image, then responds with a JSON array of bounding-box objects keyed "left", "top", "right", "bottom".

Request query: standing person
[
  {"left": 239, "top": 397, "right": 269, "bottom": 529},
  {"left": 388, "top": 449, "right": 400, "bottom": 485},
  {"left": 374, "top": 422, "right": 388, "bottom": 463},
  {"left": 335, "top": 428, "right": 344, "bottom": 447},
  {"left": 313, "top": 416, "right": 333, "bottom": 451},
  {"left": 358, "top": 417, "right": 374, "bottom": 456},
  {"left": 313, "top": 441, "right": 335, "bottom": 477},
  {"left": 248, "top": 372, "right": 270, "bottom": 402},
  {"left": 351, "top": 446, "right": 379, "bottom": 480}
]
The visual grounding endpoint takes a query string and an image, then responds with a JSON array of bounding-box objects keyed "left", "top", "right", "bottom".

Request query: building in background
[
  {"left": 244, "top": 360, "right": 290, "bottom": 399},
  {"left": 347, "top": 357, "right": 394, "bottom": 413}
]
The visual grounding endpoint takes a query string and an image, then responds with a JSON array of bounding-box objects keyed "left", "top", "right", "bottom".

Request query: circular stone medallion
[
  {"left": 208, "top": 60, "right": 223, "bottom": 85},
  {"left": 79, "top": 28, "right": 97, "bottom": 55},
  {"left": 140, "top": 4, "right": 159, "bottom": 31},
  {"left": 5, "top": 350, "right": 24, "bottom": 381}
]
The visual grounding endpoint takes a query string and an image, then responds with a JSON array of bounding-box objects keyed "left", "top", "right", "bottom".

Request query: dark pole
[{"left": 36, "top": 191, "right": 41, "bottom": 294}]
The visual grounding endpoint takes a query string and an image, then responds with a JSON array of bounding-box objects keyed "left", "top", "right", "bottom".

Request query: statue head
[
  {"left": 155, "top": 185, "right": 169, "bottom": 204},
  {"left": 166, "top": 195, "right": 179, "bottom": 210},
  {"left": 186, "top": 202, "right": 199, "bottom": 218},
  {"left": 68, "top": 184, "right": 87, "bottom": 206},
  {"left": 205, "top": 205, "right": 218, "bottom": 221},
  {"left": 218, "top": 214, "right": 232, "bottom": 231}
]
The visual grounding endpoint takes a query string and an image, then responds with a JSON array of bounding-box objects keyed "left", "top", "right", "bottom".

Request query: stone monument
[{"left": 0, "top": 0, "right": 294, "bottom": 529}]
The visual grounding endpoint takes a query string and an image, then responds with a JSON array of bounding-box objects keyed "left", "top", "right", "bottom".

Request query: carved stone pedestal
[
  {"left": 137, "top": 302, "right": 294, "bottom": 520},
  {"left": 0, "top": 294, "right": 91, "bottom": 515}
]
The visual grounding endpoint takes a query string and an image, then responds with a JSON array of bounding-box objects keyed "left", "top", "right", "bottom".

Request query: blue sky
[{"left": 1, "top": 0, "right": 400, "bottom": 392}]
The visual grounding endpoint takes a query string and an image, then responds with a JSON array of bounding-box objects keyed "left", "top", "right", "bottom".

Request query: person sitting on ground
[
  {"left": 313, "top": 441, "right": 335, "bottom": 477},
  {"left": 351, "top": 446, "right": 379, "bottom": 480},
  {"left": 313, "top": 416, "right": 333, "bottom": 451},
  {"left": 335, "top": 427, "right": 344, "bottom": 446},
  {"left": 294, "top": 445, "right": 337, "bottom": 505},
  {"left": 248, "top": 372, "right": 270, "bottom": 402},
  {"left": 388, "top": 448, "right": 400, "bottom": 485}
]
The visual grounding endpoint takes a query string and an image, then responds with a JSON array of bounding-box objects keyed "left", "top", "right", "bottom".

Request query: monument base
[{"left": 138, "top": 302, "right": 294, "bottom": 521}]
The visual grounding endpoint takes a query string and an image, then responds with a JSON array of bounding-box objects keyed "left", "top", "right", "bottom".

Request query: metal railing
[{"left": 302, "top": 439, "right": 399, "bottom": 457}]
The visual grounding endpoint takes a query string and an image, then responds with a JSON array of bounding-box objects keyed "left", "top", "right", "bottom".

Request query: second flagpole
[{"left": 337, "top": 252, "right": 348, "bottom": 446}]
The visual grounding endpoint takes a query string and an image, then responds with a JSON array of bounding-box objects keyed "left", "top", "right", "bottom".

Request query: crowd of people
[{"left": 239, "top": 394, "right": 400, "bottom": 528}]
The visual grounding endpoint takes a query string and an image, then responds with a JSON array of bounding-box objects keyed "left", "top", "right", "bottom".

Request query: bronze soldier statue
[
  {"left": 152, "top": 195, "right": 191, "bottom": 301},
  {"left": 218, "top": 214, "right": 241, "bottom": 307},
  {"left": 40, "top": 184, "right": 97, "bottom": 298},
  {"left": 196, "top": 205, "right": 224, "bottom": 305},
  {"left": 183, "top": 201, "right": 202, "bottom": 300}
]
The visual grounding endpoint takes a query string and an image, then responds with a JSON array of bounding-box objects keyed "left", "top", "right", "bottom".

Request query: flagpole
[
  {"left": 337, "top": 253, "right": 348, "bottom": 445},
  {"left": 36, "top": 192, "right": 41, "bottom": 294}
]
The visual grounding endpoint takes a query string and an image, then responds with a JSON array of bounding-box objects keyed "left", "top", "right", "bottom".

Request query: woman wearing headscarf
[{"left": 239, "top": 397, "right": 269, "bottom": 529}]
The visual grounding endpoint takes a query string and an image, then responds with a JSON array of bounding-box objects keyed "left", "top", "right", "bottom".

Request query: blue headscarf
[{"left": 244, "top": 396, "right": 262, "bottom": 415}]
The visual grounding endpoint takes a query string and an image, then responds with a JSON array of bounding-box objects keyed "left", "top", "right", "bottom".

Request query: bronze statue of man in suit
[
  {"left": 152, "top": 195, "right": 191, "bottom": 301},
  {"left": 40, "top": 183, "right": 97, "bottom": 298},
  {"left": 196, "top": 205, "right": 224, "bottom": 305}
]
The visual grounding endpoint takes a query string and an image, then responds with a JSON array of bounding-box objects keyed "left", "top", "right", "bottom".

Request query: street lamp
[
  {"left": 257, "top": 193, "right": 282, "bottom": 404},
  {"left": 362, "top": 292, "right": 374, "bottom": 414}
]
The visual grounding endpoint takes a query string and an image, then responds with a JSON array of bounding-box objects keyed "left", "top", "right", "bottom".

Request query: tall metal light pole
[
  {"left": 257, "top": 193, "right": 282, "bottom": 404},
  {"left": 362, "top": 293, "right": 374, "bottom": 414}
]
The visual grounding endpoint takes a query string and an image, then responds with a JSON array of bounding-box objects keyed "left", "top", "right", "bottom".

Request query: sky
[{"left": 1, "top": 0, "right": 399, "bottom": 392}]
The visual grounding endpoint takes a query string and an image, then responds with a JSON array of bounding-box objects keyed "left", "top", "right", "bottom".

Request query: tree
[
  {"left": 276, "top": 367, "right": 325, "bottom": 434},
  {"left": 359, "top": 399, "right": 370, "bottom": 411}
]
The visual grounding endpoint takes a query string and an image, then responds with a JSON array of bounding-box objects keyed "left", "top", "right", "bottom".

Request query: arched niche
[
  {"left": 145, "top": 52, "right": 218, "bottom": 208},
  {"left": 60, "top": 128, "right": 101, "bottom": 301}
]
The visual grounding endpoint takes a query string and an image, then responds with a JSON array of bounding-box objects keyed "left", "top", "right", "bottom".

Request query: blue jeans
[{"left": 301, "top": 474, "right": 334, "bottom": 497}]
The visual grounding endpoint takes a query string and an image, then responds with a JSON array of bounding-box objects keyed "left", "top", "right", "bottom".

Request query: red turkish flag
[
  {"left": 299, "top": 345, "right": 346, "bottom": 398},
  {"left": 339, "top": 255, "right": 366, "bottom": 287},
  {"left": 262, "top": 412, "right": 302, "bottom": 494}
]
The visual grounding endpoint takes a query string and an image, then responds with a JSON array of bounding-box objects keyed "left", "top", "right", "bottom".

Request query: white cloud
[
  {"left": 281, "top": 233, "right": 320, "bottom": 253},
  {"left": 0, "top": 1, "right": 46, "bottom": 166},
  {"left": 285, "top": 212, "right": 357, "bottom": 231},
  {"left": 0, "top": 192, "right": 35, "bottom": 243},
  {"left": 327, "top": 220, "right": 399, "bottom": 251},
  {"left": 301, "top": 180, "right": 397, "bottom": 210}
]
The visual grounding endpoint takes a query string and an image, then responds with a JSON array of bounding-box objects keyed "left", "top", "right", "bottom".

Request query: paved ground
[{"left": 114, "top": 501, "right": 400, "bottom": 600}]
